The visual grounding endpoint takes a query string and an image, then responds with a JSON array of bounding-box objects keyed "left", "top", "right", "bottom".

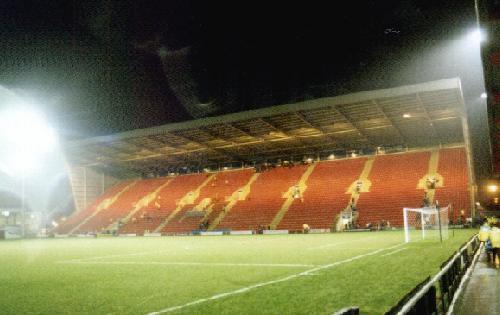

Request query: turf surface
[{"left": 0, "top": 229, "right": 475, "bottom": 314}]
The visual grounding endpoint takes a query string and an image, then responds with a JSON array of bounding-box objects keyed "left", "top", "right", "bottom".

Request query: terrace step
[
  {"left": 106, "top": 178, "right": 173, "bottom": 230},
  {"left": 277, "top": 158, "right": 367, "bottom": 231},
  {"left": 417, "top": 149, "right": 442, "bottom": 204},
  {"left": 270, "top": 163, "right": 317, "bottom": 229},
  {"left": 433, "top": 148, "right": 471, "bottom": 221},
  {"left": 208, "top": 172, "right": 260, "bottom": 230},
  {"left": 154, "top": 173, "right": 215, "bottom": 233},
  {"left": 336, "top": 157, "right": 374, "bottom": 231},
  {"left": 355, "top": 151, "right": 432, "bottom": 227}
]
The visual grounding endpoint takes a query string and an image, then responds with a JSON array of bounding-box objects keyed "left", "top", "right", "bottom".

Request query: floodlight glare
[
  {"left": 487, "top": 184, "right": 498, "bottom": 193},
  {"left": 480, "top": 92, "right": 487, "bottom": 99},
  {"left": 0, "top": 107, "right": 58, "bottom": 175},
  {"left": 5, "top": 154, "right": 38, "bottom": 176},
  {"left": 0, "top": 108, "right": 57, "bottom": 149},
  {"left": 468, "top": 29, "right": 485, "bottom": 43}
]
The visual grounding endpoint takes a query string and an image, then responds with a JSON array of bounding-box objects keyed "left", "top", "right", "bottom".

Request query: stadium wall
[{"left": 68, "top": 166, "right": 119, "bottom": 214}]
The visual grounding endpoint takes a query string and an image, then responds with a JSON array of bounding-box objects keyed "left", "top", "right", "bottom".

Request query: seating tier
[
  {"left": 118, "top": 174, "right": 209, "bottom": 234},
  {"left": 217, "top": 165, "right": 308, "bottom": 230},
  {"left": 434, "top": 148, "right": 470, "bottom": 222},
  {"left": 356, "top": 152, "right": 431, "bottom": 227},
  {"left": 55, "top": 180, "right": 133, "bottom": 234},
  {"left": 77, "top": 178, "right": 167, "bottom": 233},
  {"left": 277, "top": 158, "right": 366, "bottom": 231},
  {"left": 161, "top": 169, "right": 255, "bottom": 233}
]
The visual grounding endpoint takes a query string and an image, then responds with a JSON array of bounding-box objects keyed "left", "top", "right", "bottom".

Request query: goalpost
[{"left": 403, "top": 205, "right": 449, "bottom": 243}]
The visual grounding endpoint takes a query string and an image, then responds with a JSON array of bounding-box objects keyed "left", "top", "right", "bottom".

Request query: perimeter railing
[
  {"left": 332, "top": 235, "right": 481, "bottom": 315},
  {"left": 386, "top": 235, "right": 481, "bottom": 315}
]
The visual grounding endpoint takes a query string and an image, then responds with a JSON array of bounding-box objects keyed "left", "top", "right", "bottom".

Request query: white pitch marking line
[
  {"left": 380, "top": 247, "right": 407, "bottom": 257},
  {"left": 56, "top": 261, "right": 317, "bottom": 268},
  {"left": 60, "top": 249, "right": 172, "bottom": 263},
  {"left": 307, "top": 236, "right": 376, "bottom": 250},
  {"left": 146, "top": 242, "right": 405, "bottom": 315},
  {"left": 307, "top": 240, "right": 352, "bottom": 250}
]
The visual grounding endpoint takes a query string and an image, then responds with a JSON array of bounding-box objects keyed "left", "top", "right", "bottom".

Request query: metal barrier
[{"left": 385, "top": 235, "right": 480, "bottom": 315}]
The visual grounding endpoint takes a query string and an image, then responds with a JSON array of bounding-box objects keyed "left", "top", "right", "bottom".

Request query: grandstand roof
[{"left": 65, "top": 78, "right": 467, "bottom": 176}]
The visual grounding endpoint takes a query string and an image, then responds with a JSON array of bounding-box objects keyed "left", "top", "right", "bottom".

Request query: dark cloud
[{"left": 0, "top": 1, "right": 486, "bottom": 158}]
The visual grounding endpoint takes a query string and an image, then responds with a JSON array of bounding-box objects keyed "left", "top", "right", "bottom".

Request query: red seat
[
  {"left": 278, "top": 158, "right": 366, "bottom": 231},
  {"left": 57, "top": 148, "right": 471, "bottom": 234},
  {"left": 77, "top": 178, "right": 167, "bottom": 233},
  {"left": 433, "top": 148, "right": 470, "bottom": 222},
  {"left": 119, "top": 173, "right": 209, "bottom": 234},
  {"left": 54, "top": 180, "right": 133, "bottom": 234},
  {"left": 217, "top": 165, "right": 308, "bottom": 230},
  {"left": 161, "top": 169, "right": 254, "bottom": 233},
  {"left": 356, "top": 152, "right": 430, "bottom": 227}
]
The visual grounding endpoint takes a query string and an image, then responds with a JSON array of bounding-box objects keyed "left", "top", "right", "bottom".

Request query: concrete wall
[{"left": 69, "top": 167, "right": 119, "bottom": 213}]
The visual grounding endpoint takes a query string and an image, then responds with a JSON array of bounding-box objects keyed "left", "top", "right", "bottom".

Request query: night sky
[{"left": 0, "top": 0, "right": 490, "bottom": 177}]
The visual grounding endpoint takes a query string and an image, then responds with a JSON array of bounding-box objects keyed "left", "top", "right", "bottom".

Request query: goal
[{"left": 403, "top": 205, "right": 449, "bottom": 243}]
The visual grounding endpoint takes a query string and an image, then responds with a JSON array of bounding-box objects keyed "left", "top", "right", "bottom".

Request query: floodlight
[
  {"left": 480, "top": 92, "right": 487, "bottom": 99},
  {"left": 468, "top": 29, "right": 485, "bottom": 43},
  {"left": 487, "top": 184, "right": 498, "bottom": 192},
  {"left": 0, "top": 107, "right": 58, "bottom": 175},
  {"left": 403, "top": 113, "right": 411, "bottom": 118},
  {"left": 0, "top": 108, "right": 57, "bottom": 151}
]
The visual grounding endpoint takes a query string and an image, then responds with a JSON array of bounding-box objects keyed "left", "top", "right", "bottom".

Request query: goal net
[{"left": 403, "top": 205, "right": 449, "bottom": 243}]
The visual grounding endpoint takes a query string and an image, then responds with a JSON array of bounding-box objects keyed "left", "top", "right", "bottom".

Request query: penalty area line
[
  {"left": 380, "top": 247, "right": 407, "bottom": 257},
  {"left": 307, "top": 236, "right": 376, "bottom": 250},
  {"left": 146, "top": 242, "right": 405, "bottom": 315}
]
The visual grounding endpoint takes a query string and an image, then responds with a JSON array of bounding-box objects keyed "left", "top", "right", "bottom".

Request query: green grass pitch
[{"left": 0, "top": 229, "right": 476, "bottom": 314}]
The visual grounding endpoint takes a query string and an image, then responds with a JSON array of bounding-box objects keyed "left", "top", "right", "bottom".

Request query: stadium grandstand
[{"left": 55, "top": 79, "right": 474, "bottom": 236}]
